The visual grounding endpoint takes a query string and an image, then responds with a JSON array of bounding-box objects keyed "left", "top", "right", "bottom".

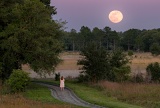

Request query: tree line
[
  {"left": 62, "top": 27, "right": 160, "bottom": 55},
  {"left": 1, "top": 0, "right": 160, "bottom": 83}
]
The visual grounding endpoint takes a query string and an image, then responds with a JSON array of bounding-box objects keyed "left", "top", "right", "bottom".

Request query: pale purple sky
[{"left": 51, "top": 0, "right": 160, "bottom": 32}]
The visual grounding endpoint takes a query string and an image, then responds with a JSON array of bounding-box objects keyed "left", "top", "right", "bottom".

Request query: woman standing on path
[{"left": 60, "top": 76, "right": 65, "bottom": 91}]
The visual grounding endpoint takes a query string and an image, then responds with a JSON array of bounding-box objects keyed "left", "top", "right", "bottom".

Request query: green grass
[
  {"left": 24, "top": 82, "right": 84, "bottom": 108},
  {"left": 66, "top": 81, "right": 142, "bottom": 108},
  {"left": 33, "top": 79, "right": 142, "bottom": 108}
]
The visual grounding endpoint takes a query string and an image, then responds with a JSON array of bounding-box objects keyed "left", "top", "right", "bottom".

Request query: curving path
[{"left": 35, "top": 83, "right": 106, "bottom": 108}]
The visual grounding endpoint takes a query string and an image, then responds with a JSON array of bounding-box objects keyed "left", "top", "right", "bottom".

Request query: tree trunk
[
  {"left": 113, "top": 39, "right": 116, "bottom": 51},
  {"left": 72, "top": 41, "right": 75, "bottom": 52}
]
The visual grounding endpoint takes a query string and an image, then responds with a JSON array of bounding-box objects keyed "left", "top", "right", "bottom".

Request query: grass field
[
  {"left": 97, "top": 81, "right": 160, "bottom": 108},
  {"left": 56, "top": 52, "right": 160, "bottom": 77},
  {"left": 2, "top": 52, "right": 160, "bottom": 108},
  {"left": 130, "top": 52, "right": 160, "bottom": 76},
  {"left": 33, "top": 79, "right": 142, "bottom": 108},
  {"left": 22, "top": 52, "right": 160, "bottom": 78}
]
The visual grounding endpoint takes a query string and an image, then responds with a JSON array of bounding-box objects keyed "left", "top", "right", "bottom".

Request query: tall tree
[
  {"left": 109, "top": 30, "right": 119, "bottom": 51},
  {"left": 70, "top": 29, "right": 77, "bottom": 51},
  {"left": 121, "top": 29, "right": 141, "bottom": 51},
  {"left": 92, "top": 27, "right": 104, "bottom": 47},
  {"left": 141, "top": 30, "right": 159, "bottom": 52},
  {"left": 0, "top": 0, "right": 63, "bottom": 80},
  {"left": 77, "top": 42, "right": 111, "bottom": 82},
  {"left": 79, "top": 26, "right": 92, "bottom": 46},
  {"left": 77, "top": 43, "right": 130, "bottom": 82},
  {"left": 103, "top": 26, "right": 112, "bottom": 50}
]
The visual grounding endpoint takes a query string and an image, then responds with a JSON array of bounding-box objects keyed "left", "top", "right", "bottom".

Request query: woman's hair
[{"left": 61, "top": 76, "right": 64, "bottom": 80}]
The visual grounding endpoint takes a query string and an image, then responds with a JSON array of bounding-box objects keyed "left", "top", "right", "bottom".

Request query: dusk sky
[{"left": 51, "top": 0, "right": 160, "bottom": 32}]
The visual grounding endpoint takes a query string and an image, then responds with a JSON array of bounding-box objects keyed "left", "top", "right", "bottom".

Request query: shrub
[
  {"left": 77, "top": 73, "right": 89, "bottom": 83},
  {"left": 150, "top": 43, "right": 160, "bottom": 56},
  {"left": 128, "top": 50, "right": 134, "bottom": 56},
  {"left": 55, "top": 72, "right": 60, "bottom": 81},
  {"left": 146, "top": 62, "right": 160, "bottom": 82},
  {"left": 6, "top": 69, "right": 30, "bottom": 93}
]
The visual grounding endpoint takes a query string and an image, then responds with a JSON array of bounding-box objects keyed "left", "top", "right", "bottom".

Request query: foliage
[
  {"left": 128, "top": 50, "right": 134, "bottom": 56},
  {"left": 146, "top": 62, "right": 160, "bottom": 82},
  {"left": 109, "top": 50, "right": 131, "bottom": 81},
  {"left": 6, "top": 69, "right": 30, "bottom": 93},
  {"left": 62, "top": 26, "right": 160, "bottom": 57},
  {"left": 55, "top": 72, "right": 60, "bottom": 81},
  {"left": 113, "top": 66, "right": 131, "bottom": 82},
  {"left": 0, "top": 0, "right": 63, "bottom": 80},
  {"left": 120, "top": 29, "right": 142, "bottom": 51},
  {"left": 77, "top": 73, "right": 89, "bottom": 83},
  {"left": 77, "top": 43, "right": 130, "bottom": 82},
  {"left": 150, "top": 43, "right": 160, "bottom": 56},
  {"left": 77, "top": 42, "right": 110, "bottom": 82},
  {"left": 141, "top": 30, "right": 160, "bottom": 52}
]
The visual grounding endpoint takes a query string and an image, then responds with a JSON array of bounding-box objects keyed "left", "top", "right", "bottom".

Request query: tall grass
[
  {"left": 0, "top": 94, "right": 67, "bottom": 108},
  {"left": 98, "top": 81, "right": 160, "bottom": 108}
]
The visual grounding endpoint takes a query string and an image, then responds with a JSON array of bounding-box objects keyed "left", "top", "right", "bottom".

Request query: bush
[
  {"left": 6, "top": 69, "right": 30, "bottom": 93},
  {"left": 146, "top": 62, "right": 160, "bottom": 82},
  {"left": 150, "top": 43, "right": 160, "bottom": 56},
  {"left": 77, "top": 73, "right": 89, "bottom": 83},
  {"left": 128, "top": 50, "right": 134, "bottom": 56},
  {"left": 55, "top": 72, "right": 60, "bottom": 81}
]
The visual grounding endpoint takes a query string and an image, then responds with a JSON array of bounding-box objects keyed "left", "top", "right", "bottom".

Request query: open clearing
[{"left": 22, "top": 52, "right": 160, "bottom": 78}]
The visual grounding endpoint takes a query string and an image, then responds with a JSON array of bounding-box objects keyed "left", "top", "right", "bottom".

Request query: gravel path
[{"left": 36, "top": 83, "right": 106, "bottom": 108}]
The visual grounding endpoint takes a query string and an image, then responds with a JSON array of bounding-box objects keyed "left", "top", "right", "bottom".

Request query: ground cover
[
  {"left": 0, "top": 82, "right": 83, "bottom": 108},
  {"left": 34, "top": 79, "right": 142, "bottom": 108},
  {"left": 97, "top": 81, "right": 160, "bottom": 108}
]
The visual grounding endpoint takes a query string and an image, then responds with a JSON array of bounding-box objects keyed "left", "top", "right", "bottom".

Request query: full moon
[{"left": 109, "top": 10, "right": 123, "bottom": 23}]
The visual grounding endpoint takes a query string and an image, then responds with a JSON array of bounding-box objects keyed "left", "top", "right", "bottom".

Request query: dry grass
[
  {"left": 57, "top": 52, "right": 160, "bottom": 73},
  {"left": 22, "top": 52, "right": 81, "bottom": 71},
  {"left": 97, "top": 81, "right": 160, "bottom": 107},
  {"left": 129, "top": 52, "right": 160, "bottom": 78},
  {"left": 22, "top": 52, "right": 160, "bottom": 75},
  {"left": 130, "top": 52, "right": 160, "bottom": 69},
  {"left": 0, "top": 94, "right": 65, "bottom": 108},
  {"left": 0, "top": 88, "right": 73, "bottom": 108}
]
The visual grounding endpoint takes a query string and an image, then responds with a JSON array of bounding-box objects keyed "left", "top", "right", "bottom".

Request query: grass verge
[
  {"left": 0, "top": 81, "right": 83, "bottom": 108},
  {"left": 33, "top": 79, "right": 142, "bottom": 108},
  {"left": 97, "top": 81, "right": 160, "bottom": 108},
  {"left": 24, "top": 82, "right": 84, "bottom": 108}
]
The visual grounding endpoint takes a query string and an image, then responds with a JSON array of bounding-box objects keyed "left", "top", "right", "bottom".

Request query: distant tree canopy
[
  {"left": 62, "top": 27, "right": 160, "bottom": 56},
  {"left": 0, "top": 0, "right": 63, "bottom": 81}
]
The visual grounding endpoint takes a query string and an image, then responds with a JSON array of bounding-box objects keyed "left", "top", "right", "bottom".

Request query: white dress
[{"left": 60, "top": 79, "right": 65, "bottom": 87}]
